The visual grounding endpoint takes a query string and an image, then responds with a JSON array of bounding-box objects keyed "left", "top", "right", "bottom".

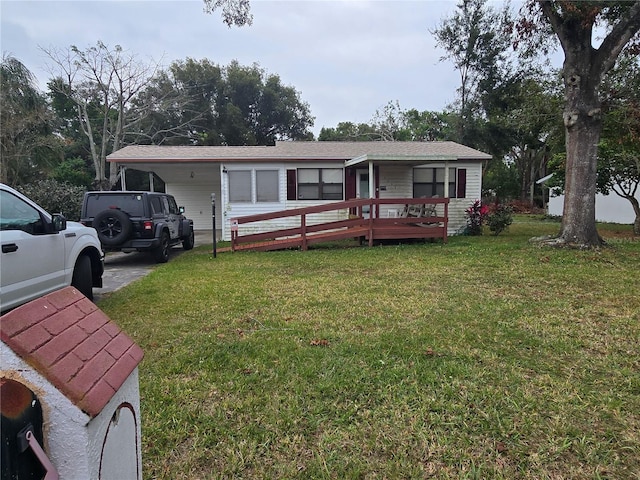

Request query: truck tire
[
  {"left": 153, "top": 231, "right": 170, "bottom": 263},
  {"left": 72, "top": 255, "right": 93, "bottom": 300},
  {"left": 182, "top": 228, "right": 195, "bottom": 250},
  {"left": 93, "top": 209, "right": 132, "bottom": 246}
]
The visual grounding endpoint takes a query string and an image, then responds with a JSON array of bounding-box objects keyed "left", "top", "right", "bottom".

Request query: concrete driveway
[{"left": 94, "top": 231, "right": 213, "bottom": 302}]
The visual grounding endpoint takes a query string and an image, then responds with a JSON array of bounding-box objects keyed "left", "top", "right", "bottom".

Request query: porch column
[
  {"left": 368, "top": 161, "right": 375, "bottom": 218},
  {"left": 443, "top": 162, "right": 449, "bottom": 198},
  {"left": 121, "top": 166, "right": 127, "bottom": 190},
  {"left": 368, "top": 161, "right": 374, "bottom": 198}
]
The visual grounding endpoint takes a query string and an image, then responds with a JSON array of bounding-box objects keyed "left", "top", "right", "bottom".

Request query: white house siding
[
  {"left": 548, "top": 192, "right": 639, "bottom": 224},
  {"left": 223, "top": 162, "right": 357, "bottom": 241},
  {"left": 222, "top": 163, "right": 288, "bottom": 240},
  {"left": 166, "top": 160, "right": 483, "bottom": 240},
  {"left": 377, "top": 165, "right": 412, "bottom": 218},
  {"left": 166, "top": 175, "right": 222, "bottom": 231},
  {"left": 377, "top": 162, "right": 482, "bottom": 235},
  {"left": 450, "top": 162, "right": 482, "bottom": 234}
]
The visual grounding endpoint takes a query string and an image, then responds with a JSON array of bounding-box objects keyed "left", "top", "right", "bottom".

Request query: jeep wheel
[
  {"left": 94, "top": 209, "right": 132, "bottom": 246},
  {"left": 72, "top": 255, "right": 93, "bottom": 300},
  {"left": 182, "top": 228, "right": 195, "bottom": 250},
  {"left": 153, "top": 231, "right": 170, "bottom": 263}
]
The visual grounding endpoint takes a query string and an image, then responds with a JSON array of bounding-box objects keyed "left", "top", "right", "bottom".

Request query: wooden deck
[{"left": 230, "top": 198, "right": 449, "bottom": 252}]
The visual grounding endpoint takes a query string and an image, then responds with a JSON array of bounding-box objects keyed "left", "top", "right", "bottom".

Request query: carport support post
[{"left": 211, "top": 193, "right": 217, "bottom": 258}]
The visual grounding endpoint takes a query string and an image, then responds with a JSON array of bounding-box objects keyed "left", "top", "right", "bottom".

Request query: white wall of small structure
[
  {"left": 548, "top": 192, "right": 639, "bottom": 224},
  {"left": 1, "top": 342, "right": 142, "bottom": 480}
]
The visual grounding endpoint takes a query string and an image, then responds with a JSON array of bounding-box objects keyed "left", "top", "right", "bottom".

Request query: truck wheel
[
  {"left": 182, "top": 228, "right": 195, "bottom": 250},
  {"left": 72, "top": 255, "right": 93, "bottom": 300},
  {"left": 94, "top": 209, "right": 131, "bottom": 246},
  {"left": 153, "top": 231, "right": 170, "bottom": 263}
]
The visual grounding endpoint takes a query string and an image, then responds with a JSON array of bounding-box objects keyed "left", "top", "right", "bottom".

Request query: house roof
[
  {"left": 0, "top": 287, "right": 144, "bottom": 418},
  {"left": 107, "top": 141, "right": 492, "bottom": 164}
]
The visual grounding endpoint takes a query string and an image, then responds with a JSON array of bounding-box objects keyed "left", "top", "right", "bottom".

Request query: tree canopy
[
  {"left": 139, "top": 58, "right": 314, "bottom": 146},
  {"left": 44, "top": 42, "right": 161, "bottom": 188},
  {"left": 1, "top": 55, "right": 58, "bottom": 185},
  {"left": 38, "top": 45, "right": 315, "bottom": 189}
]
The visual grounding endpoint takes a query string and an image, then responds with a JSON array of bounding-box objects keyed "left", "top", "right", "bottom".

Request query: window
[
  {"left": 85, "top": 193, "right": 145, "bottom": 216},
  {"left": 256, "top": 170, "right": 279, "bottom": 202},
  {"left": 228, "top": 171, "right": 252, "bottom": 202},
  {"left": 413, "top": 167, "right": 460, "bottom": 198},
  {"left": 166, "top": 195, "right": 180, "bottom": 214},
  {"left": 0, "top": 190, "right": 44, "bottom": 234},
  {"left": 297, "top": 168, "right": 343, "bottom": 200},
  {"left": 228, "top": 169, "right": 280, "bottom": 203},
  {"left": 150, "top": 196, "right": 164, "bottom": 215}
]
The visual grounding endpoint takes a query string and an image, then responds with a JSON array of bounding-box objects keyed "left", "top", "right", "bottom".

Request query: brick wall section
[{"left": 1, "top": 287, "right": 143, "bottom": 418}]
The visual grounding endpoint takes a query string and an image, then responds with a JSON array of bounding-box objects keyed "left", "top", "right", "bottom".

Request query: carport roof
[{"left": 108, "top": 141, "right": 491, "bottom": 164}]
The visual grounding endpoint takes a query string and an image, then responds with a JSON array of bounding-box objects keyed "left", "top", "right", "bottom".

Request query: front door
[{"left": 356, "top": 169, "right": 370, "bottom": 217}]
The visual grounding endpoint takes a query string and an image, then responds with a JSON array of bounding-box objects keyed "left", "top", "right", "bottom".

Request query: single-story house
[{"left": 107, "top": 141, "right": 491, "bottom": 241}]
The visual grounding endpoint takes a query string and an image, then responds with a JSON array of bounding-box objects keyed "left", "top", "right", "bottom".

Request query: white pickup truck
[{"left": 0, "top": 183, "right": 104, "bottom": 314}]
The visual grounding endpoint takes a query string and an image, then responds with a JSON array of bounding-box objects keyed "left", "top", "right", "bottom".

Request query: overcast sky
[{"left": 2, "top": 0, "right": 513, "bottom": 137}]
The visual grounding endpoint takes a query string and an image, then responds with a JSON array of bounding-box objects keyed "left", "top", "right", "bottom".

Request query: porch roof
[
  {"left": 345, "top": 153, "right": 459, "bottom": 167},
  {"left": 108, "top": 141, "right": 491, "bottom": 165}
]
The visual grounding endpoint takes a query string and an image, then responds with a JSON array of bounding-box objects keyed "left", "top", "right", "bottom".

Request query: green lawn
[{"left": 98, "top": 217, "right": 640, "bottom": 479}]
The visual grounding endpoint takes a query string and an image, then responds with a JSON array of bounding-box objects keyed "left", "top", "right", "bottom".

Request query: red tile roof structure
[{"left": 1, "top": 287, "right": 143, "bottom": 417}]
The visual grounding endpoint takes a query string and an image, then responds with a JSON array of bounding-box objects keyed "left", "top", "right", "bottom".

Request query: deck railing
[{"left": 230, "top": 197, "right": 449, "bottom": 252}]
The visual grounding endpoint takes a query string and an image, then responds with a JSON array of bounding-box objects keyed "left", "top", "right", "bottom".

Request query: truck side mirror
[{"left": 51, "top": 214, "right": 67, "bottom": 232}]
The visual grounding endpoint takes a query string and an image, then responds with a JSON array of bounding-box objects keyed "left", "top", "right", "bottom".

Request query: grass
[{"left": 98, "top": 217, "right": 640, "bottom": 479}]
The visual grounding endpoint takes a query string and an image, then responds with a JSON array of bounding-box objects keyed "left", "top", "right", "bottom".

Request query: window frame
[
  {"left": 296, "top": 168, "right": 344, "bottom": 201},
  {"left": 413, "top": 167, "right": 458, "bottom": 198},
  {"left": 227, "top": 168, "right": 281, "bottom": 204},
  {"left": 255, "top": 170, "right": 280, "bottom": 203},
  {"left": 228, "top": 170, "right": 253, "bottom": 203}
]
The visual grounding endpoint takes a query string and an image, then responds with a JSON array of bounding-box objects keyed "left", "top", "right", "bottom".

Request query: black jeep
[{"left": 80, "top": 191, "right": 194, "bottom": 263}]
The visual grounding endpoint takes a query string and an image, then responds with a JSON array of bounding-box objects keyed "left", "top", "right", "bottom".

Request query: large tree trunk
[
  {"left": 536, "top": 1, "right": 640, "bottom": 248},
  {"left": 558, "top": 64, "right": 604, "bottom": 246},
  {"left": 629, "top": 195, "right": 640, "bottom": 235}
]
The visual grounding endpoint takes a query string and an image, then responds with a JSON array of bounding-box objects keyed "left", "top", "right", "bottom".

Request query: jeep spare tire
[{"left": 93, "top": 209, "right": 132, "bottom": 246}]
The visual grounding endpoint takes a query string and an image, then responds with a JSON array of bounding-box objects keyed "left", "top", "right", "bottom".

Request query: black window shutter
[
  {"left": 286, "top": 169, "right": 297, "bottom": 201},
  {"left": 456, "top": 169, "right": 467, "bottom": 199}
]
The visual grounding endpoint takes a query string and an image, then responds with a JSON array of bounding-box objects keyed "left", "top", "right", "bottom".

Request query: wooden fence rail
[{"left": 230, "top": 197, "right": 449, "bottom": 252}]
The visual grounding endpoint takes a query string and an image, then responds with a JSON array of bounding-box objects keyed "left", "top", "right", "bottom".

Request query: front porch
[{"left": 229, "top": 197, "right": 449, "bottom": 252}]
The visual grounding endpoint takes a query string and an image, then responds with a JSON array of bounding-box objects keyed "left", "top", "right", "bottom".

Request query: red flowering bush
[{"left": 465, "top": 200, "right": 489, "bottom": 235}]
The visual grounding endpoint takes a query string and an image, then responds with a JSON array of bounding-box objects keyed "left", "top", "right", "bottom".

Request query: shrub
[
  {"left": 487, "top": 204, "right": 514, "bottom": 236},
  {"left": 464, "top": 200, "right": 489, "bottom": 235},
  {"left": 18, "top": 179, "right": 86, "bottom": 221}
]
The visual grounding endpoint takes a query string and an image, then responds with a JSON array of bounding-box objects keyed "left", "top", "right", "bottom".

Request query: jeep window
[
  {"left": 0, "top": 190, "right": 45, "bottom": 234},
  {"left": 150, "top": 196, "right": 164, "bottom": 215},
  {"left": 87, "top": 194, "right": 145, "bottom": 216},
  {"left": 166, "top": 196, "right": 179, "bottom": 214}
]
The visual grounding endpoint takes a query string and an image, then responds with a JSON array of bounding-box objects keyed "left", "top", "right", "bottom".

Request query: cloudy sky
[{"left": 2, "top": 0, "right": 508, "bottom": 136}]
